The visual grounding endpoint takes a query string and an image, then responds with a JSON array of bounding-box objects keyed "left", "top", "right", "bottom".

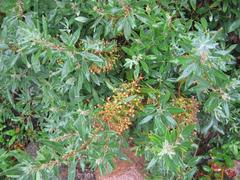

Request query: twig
[
  {"left": 33, "top": 128, "right": 100, "bottom": 171},
  {"left": 49, "top": 132, "right": 79, "bottom": 142},
  {"left": 17, "top": 0, "right": 24, "bottom": 17}
]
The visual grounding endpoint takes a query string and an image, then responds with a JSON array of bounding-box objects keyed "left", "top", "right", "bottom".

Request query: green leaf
[
  {"left": 161, "top": 91, "right": 171, "bottom": 104},
  {"left": 190, "top": 0, "right": 196, "bottom": 10},
  {"left": 123, "top": 95, "right": 137, "bottom": 103},
  {"left": 203, "top": 119, "right": 214, "bottom": 134},
  {"left": 202, "top": 165, "right": 212, "bottom": 173},
  {"left": 165, "top": 115, "right": 176, "bottom": 126},
  {"left": 228, "top": 19, "right": 240, "bottom": 32},
  {"left": 177, "top": 64, "right": 195, "bottom": 81},
  {"left": 6, "top": 90, "right": 15, "bottom": 108},
  {"left": 122, "top": 47, "right": 134, "bottom": 56},
  {"left": 36, "top": 171, "right": 42, "bottom": 180},
  {"left": 140, "top": 60, "right": 149, "bottom": 74},
  {"left": 200, "top": 17, "right": 208, "bottom": 30},
  {"left": 92, "top": 88, "right": 100, "bottom": 103},
  {"left": 213, "top": 125, "right": 224, "bottom": 134},
  {"left": 98, "top": 164, "right": 107, "bottom": 176},
  {"left": 4, "top": 129, "right": 16, "bottom": 136},
  {"left": 181, "top": 124, "right": 195, "bottom": 138},
  {"left": 80, "top": 52, "right": 103, "bottom": 62},
  {"left": 82, "top": 61, "right": 90, "bottom": 81},
  {"left": 62, "top": 60, "right": 74, "bottom": 79},
  {"left": 168, "top": 107, "right": 185, "bottom": 114},
  {"left": 123, "top": 18, "right": 131, "bottom": 40},
  {"left": 0, "top": 43, "right": 9, "bottom": 50},
  {"left": 187, "top": 156, "right": 202, "bottom": 167},
  {"left": 223, "top": 102, "right": 229, "bottom": 118},
  {"left": 42, "top": 16, "right": 48, "bottom": 38},
  {"left": 41, "top": 140, "right": 64, "bottom": 154},
  {"left": 223, "top": 155, "right": 234, "bottom": 167},
  {"left": 128, "top": 15, "right": 136, "bottom": 29},
  {"left": 223, "top": 0, "right": 228, "bottom": 12},
  {"left": 141, "top": 87, "right": 156, "bottom": 94},
  {"left": 139, "top": 115, "right": 154, "bottom": 125},
  {"left": 225, "top": 44, "right": 237, "bottom": 54},
  {"left": 184, "top": 167, "right": 198, "bottom": 180},
  {"left": 75, "top": 16, "right": 89, "bottom": 23},
  {"left": 204, "top": 95, "right": 220, "bottom": 112},
  {"left": 92, "top": 74, "right": 100, "bottom": 86},
  {"left": 8, "top": 136, "right": 17, "bottom": 147},
  {"left": 8, "top": 150, "right": 32, "bottom": 162},
  {"left": 134, "top": 64, "right": 140, "bottom": 79},
  {"left": 136, "top": 15, "right": 148, "bottom": 24},
  {"left": 9, "top": 54, "right": 19, "bottom": 68},
  {"left": 68, "top": 159, "right": 77, "bottom": 180},
  {"left": 70, "top": 29, "right": 81, "bottom": 47},
  {"left": 31, "top": 53, "right": 41, "bottom": 73},
  {"left": 147, "top": 158, "right": 158, "bottom": 169},
  {"left": 116, "top": 18, "right": 124, "bottom": 32},
  {"left": 0, "top": 165, "right": 22, "bottom": 177},
  {"left": 80, "top": 159, "right": 85, "bottom": 172}
]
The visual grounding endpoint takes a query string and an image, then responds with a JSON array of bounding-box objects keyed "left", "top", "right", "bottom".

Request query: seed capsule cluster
[
  {"left": 96, "top": 80, "right": 143, "bottom": 135},
  {"left": 90, "top": 46, "right": 119, "bottom": 74},
  {"left": 56, "top": 59, "right": 64, "bottom": 65},
  {"left": 172, "top": 96, "right": 200, "bottom": 125}
]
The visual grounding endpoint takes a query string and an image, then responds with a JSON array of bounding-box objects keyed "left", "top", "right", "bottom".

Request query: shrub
[{"left": 0, "top": 0, "right": 239, "bottom": 179}]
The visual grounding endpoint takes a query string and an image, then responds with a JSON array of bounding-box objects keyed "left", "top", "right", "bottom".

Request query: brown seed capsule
[
  {"left": 172, "top": 96, "right": 200, "bottom": 125},
  {"left": 95, "top": 80, "right": 143, "bottom": 134}
]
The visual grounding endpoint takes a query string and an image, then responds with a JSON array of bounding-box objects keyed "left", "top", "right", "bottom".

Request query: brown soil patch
[{"left": 95, "top": 148, "right": 145, "bottom": 180}]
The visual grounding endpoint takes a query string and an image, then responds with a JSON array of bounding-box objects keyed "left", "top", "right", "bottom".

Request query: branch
[{"left": 33, "top": 128, "right": 100, "bottom": 172}]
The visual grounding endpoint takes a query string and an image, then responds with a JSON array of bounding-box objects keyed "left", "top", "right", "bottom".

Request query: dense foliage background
[{"left": 0, "top": 0, "right": 239, "bottom": 179}]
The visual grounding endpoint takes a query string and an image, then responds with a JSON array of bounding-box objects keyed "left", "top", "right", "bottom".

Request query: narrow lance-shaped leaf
[
  {"left": 80, "top": 52, "right": 103, "bottom": 62},
  {"left": 75, "top": 16, "right": 89, "bottom": 23},
  {"left": 70, "top": 29, "right": 81, "bottom": 47},
  {"left": 9, "top": 54, "right": 19, "bottom": 69},
  {"left": 123, "top": 18, "right": 131, "bottom": 40},
  {"left": 42, "top": 16, "right": 48, "bottom": 38},
  {"left": 68, "top": 159, "right": 77, "bottom": 180},
  {"left": 139, "top": 115, "right": 154, "bottom": 125},
  {"left": 190, "top": 0, "right": 196, "bottom": 10},
  {"left": 177, "top": 63, "right": 195, "bottom": 81},
  {"left": 140, "top": 60, "right": 149, "bottom": 74},
  {"left": 62, "top": 60, "right": 73, "bottom": 79},
  {"left": 228, "top": 19, "right": 240, "bottom": 32},
  {"left": 31, "top": 52, "right": 41, "bottom": 73}
]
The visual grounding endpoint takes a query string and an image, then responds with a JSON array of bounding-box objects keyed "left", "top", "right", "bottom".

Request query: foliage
[
  {"left": 0, "top": 0, "right": 239, "bottom": 179},
  {"left": 144, "top": 124, "right": 199, "bottom": 179}
]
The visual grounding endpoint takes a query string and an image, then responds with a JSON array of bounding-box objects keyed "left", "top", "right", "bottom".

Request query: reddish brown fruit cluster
[
  {"left": 12, "top": 141, "right": 25, "bottom": 150},
  {"left": 90, "top": 46, "right": 119, "bottom": 74},
  {"left": 96, "top": 80, "right": 143, "bottom": 135},
  {"left": 210, "top": 163, "right": 237, "bottom": 178},
  {"left": 211, "top": 163, "right": 222, "bottom": 172},
  {"left": 172, "top": 96, "right": 200, "bottom": 125},
  {"left": 224, "top": 168, "right": 237, "bottom": 177}
]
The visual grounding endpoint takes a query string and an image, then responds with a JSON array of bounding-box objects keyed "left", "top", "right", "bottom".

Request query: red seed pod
[
  {"left": 225, "top": 168, "right": 236, "bottom": 177},
  {"left": 211, "top": 163, "right": 222, "bottom": 172}
]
